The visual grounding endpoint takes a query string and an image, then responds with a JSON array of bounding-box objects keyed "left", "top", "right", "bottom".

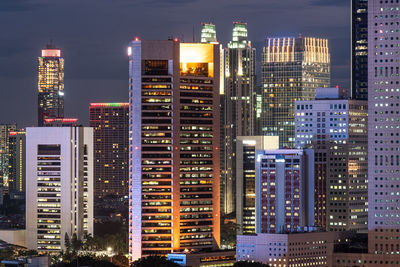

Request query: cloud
[
  {"left": 0, "top": 0, "right": 43, "bottom": 12},
  {"left": 310, "top": 0, "right": 349, "bottom": 6}
]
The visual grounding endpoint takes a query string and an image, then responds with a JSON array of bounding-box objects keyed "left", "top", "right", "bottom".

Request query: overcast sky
[{"left": 0, "top": 0, "right": 350, "bottom": 127}]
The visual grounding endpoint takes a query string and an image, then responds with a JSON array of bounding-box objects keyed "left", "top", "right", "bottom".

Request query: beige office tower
[
  {"left": 128, "top": 39, "right": 221, "bottom": 261},
  {"left": 262, "top": 37, "right": 330, "bottom": 148},
  {"left": 236, "top": 136, "right": 279, "bottom": 235},
  {"left": 26, "top": 127, "right": 93, "bottom": 253}
]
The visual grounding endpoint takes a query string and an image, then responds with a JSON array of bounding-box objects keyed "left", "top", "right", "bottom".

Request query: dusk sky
[{"left": 0, "top": 0, "right": 349, "bottom": 127}]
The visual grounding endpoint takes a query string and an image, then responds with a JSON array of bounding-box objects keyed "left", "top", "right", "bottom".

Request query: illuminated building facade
[
  {"left": 89, "top": 103, "right": 129, "bottom": 198},
  {"left": 236, "top": 136, "right": 279, "bottom": 235},
  {"left": 352, "top": 0, "right": 368, "bottom": 100},
  {"left": 237, "top": 231, "right": 339, "bottom": 267},
  {"left": 221, "top": 22, "right": 256, "bottom": 215},
  {"left": 0, "top": 124, "right": 17, "bottom": 190},
  {"left": 200, "top": 23, "right": 217, "bottom": 44},
  {"left": 8, "top": 130, "right": 26, "bottom": 193},
  {"left": 43, "top": 118, "right": 78, "bottom": 127},
  {"left": 295, "top": 88, "right": 368, "bottom": 232},
  {"left": 38, "top": 44, "right": 64, "bottom": 126},
  {"left": 128, "top": 39, "right": 221, "bottom": 261},
  {"left": 261, "top": 37, "right": 330, "bottom": 148},
  {"left": 368, "top": 0, "right": 400, "bottom": 256},
  {"left": 255, "top": 149, "right": 314, "bottom": 234},
  {"left": 26, "top": 127, "right": 93, "bottom": 253}
]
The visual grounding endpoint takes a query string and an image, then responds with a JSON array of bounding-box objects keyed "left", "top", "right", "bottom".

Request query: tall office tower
[
  {"left": 200, "top": 23, "right": 217, "bottom": 44},
  {"left": 352, "top": 0, "right": 368, "bottom": 100},
  {"left": 38, "top": 43, "right": 64, "bottom": 126},
  {"left": 89, "top": 103, "right": 129, "bottom": 198},
  {"left": 368, "top": 0, "right": 400, "bottom": 255},
  {"left": 128, "top": 39, "right": 221, "bottom": 261},
  {"left": 261, "top": 37, "right": 330, "bottom": 148},
  {"left": 0, "top": 124, "right": 17, "bottom": 190},
  {"left": 26, "top": 127, "right": 93, "bottom": 253},
  {"left": 8, "top": 130, "right": 26, "bottom": 193},
  {"left": 236, "top": 136, "right": 279, "bottom": 235},
  {"left": 221, "top": 22, "right": 256, "bottom": 215},
  {"left": 295, "top": 87, "right": 368, "bottom": 232},
  {"left": 255, "top": 149, "right": 314, "bottom": 233}
]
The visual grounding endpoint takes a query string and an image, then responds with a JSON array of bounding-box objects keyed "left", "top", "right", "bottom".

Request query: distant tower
[
  {"left": 0, "top": 124, "right": 17, "bottom": 190},
  {"left": 200, "top": 23, "right": 218, "bottom": 44},
  {"left": 38, "top": 43, "right": 64, "bottom": 126},
  {"left": 351, "top": 0, "right": 368, "bottom": 100},
  {"left": 261, "top": 37, "right": 330, "bottom": 148},
  {"left": 89, "top": 103, "right": 129, "bottom": 198},
  {"left": 221, "top": 22, "right": 256, "bottom": 215}
]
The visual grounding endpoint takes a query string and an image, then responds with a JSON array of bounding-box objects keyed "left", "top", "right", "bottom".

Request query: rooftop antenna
[{"left": 193, "top": 24, "right": 195, "bottom": 43}]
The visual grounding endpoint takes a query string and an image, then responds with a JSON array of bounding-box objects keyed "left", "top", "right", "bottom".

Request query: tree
[
  {"left": 233, "top": 261, "right": 270, "bottom": 267},
  {"left": 131, "top": 256, "right": 181, "bottom": 267},
  {"left": 52, "top": 255, "right": 118, "bottom": 267},
  {"left": 64, "top": 233, "right": 71, "bottom": 253},
  {"left": 71, "top": 233, "right": 82, "bottom": 253}
]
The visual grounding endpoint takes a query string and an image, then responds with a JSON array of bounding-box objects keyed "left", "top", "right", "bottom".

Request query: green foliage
[
  {"left": 234, "top": 261, "right": 270, "bottom": 267},
  {"left": 52, "top": 255, "right": 118, "bottom": 267},
  {"left": 131, "top": 256, "right": 181, "bottom": 267},
  {"left": 64, "top": 233, "right": 71, "bottom": 253},
  {"left": 221, "top": 221, "right": 237, "bottom": 247},
  {"left": 0, "top": 248, "right": 14, "bottom": 261}
]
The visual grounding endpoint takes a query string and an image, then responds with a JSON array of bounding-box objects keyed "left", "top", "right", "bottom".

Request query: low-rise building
[
  {"left": 237, "top": 231, "right": 339, "bottom": 267},
  {"left": 168, "top": 250, "right": 235, "bottom": 267}
]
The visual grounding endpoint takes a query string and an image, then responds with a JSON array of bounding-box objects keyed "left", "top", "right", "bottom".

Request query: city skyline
[{"left": 1, "top": 0, "right": 350, "bottom": 127}]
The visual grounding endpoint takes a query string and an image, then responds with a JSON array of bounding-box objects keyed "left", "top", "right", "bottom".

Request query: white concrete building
[
  {"left": 237, "top": 231, "right": 339, "bottom": 267},
  {"left": 26, "top": 127, "right": 93, "bottom": 253}
]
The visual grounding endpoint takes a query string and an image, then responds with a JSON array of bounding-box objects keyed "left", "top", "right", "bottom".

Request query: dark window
[
  {"left": 143, "top": 60, "right": 169, "bottom": 76},
  {"left": 38, "top": 145, "right": 61, "bottom": 155}
]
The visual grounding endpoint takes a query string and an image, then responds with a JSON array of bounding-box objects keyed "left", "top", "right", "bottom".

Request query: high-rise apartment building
[
  {"left": 0, "top": 124, "right": 17, "bottom": 190},
  {"left": 368, "top": 0, "right": 400, "bottom": 255},
  {"left": 261, "top": 37, "right": 330, "bottom": 148},
  {"left": 8, "top": 130, "right": 26, "bottom": 193},
  {"left": 352, "top": 0, "right": 368, "bottom": 100},
  {"left": 38, "top": 44, "right": 64, "bottom": 126},
  {"left": 26, "top": 127, "right": 93, "bottom": 253},
  {"left": 200, "top": 23, "right": 217, "bottom": 44},
  {"left": 89, "top": 103, "right": 129, "bottom": 198},
  {"left": 255, "top": 149, "right": 314, "bottom": 234},
  {"left": 236, "top": 136, "right": 279, "bottom": 235},
  {"left": 221, "top": 22, "right": 256, "bottom": 215},
  {"left": 128, "top": 39, "right": 221, "bottom": 261},
  {"left": 295, "top": 87, "right": 368, "bottom": 232}
]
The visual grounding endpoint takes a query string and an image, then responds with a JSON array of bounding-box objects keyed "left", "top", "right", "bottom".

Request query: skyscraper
[
  {"left": 26, "top": 127, "right": 93, "bottom": 253},
  {"left": 8, "top": 130, "right": 26, "bottom": 194},
  {"left": 368, "top": 0, "right": 400, "bottom": 255},
  {"left": 89, "top": 103, "right": 129, "bottom": 198},
  {"left": 0, "top": 124, "right": 17, "bottom": 190},
  {"left": 221, "top": 22, "right": 256, "bottom": 215},
  {"left": 128, "top": 39, "right": 221, "bottom": 261},
  {"left": 295, "top": 87, "right": 368, "bottom": 232},
  {"left": 352, "top": 0, "right": 368, "bottom": 100},
  {"left": 38, "top": 43, "right": 64, "bottom": 126},
  {"left": 236, "top": 136, "right": 279, "bottom": 235},
  {"left": 261, "top": 37, "right": 330, "bottom": 148},
  {"left": 200, "top": 23, "right": 217, "bottom": 44}
]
